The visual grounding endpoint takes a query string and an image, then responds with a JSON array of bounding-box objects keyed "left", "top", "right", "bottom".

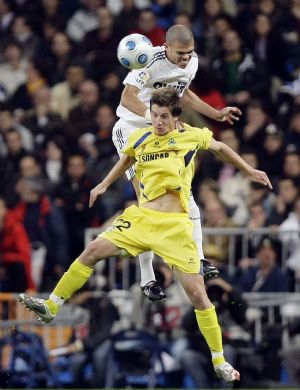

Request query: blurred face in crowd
[
  {"left": 174, "top": 13, "right": 192, "bottom": 29},
  {"left": 213, "top": 16, "right": 232, "bottom": 38},
  {"left": 33, "top": 87, "right": 51, "bottom": 107},
  {"left": 263, "top": 134, "right": 283, "bottom": 153},
  {"left": 67, "top": 155, "right": 86, "bottom": 180},
  {"left": 258, "top": 0, "right": 276, "bottom": 15},
  {"left": 295, "top": 197, "right": 300, "bottom": 218},
  {"left": 278, "top": 179, "right": 298, "bottom": 203},
  {"left": 290, "top": 112, "right": 300, "bottom": 133},
  {"left": 204, "top": 0, "right": 222, "bottom": 17},
  {"left": 97, "top": 7, "right": 114, "bottom": 30},
  {"left": 222, "top": 30, "right": 241, "bottom": 54},
  {"left": 219, "top": 129, "right": 239, "bottom": 152},
  {"left": 19, "top": 156, "right": 41, "bottom": 178},
  {"left": 12, "top": 16, "right": 31, "bottom": 37},
  {"left": 84, "top": 0, "right": 103, "bottom": 12},
  {"left": 284, "top": 153, "right": 300, "bottom": 177},
  {"left": 254, "top": 14, "right": 271, "bottom": 37},
  {"left": 96, "top": 104, "right": 115, "bottom": 129},
  {"left": 5, "top": 130, "right": 22, "bottom": 154},
  {"left": 249, "top": 203, "right": 267, "bottom": 227},
  {"left": 246, "top": 103, "right": 268, "bottom": 124},
  {"left": 204, "top": 199, "right": 226, "bottom": 226},
  {"left": 0, "top": 0, "right": 10, "bottom": 16},
  {"left": 79, "top": 81, "right": 99, "bottom": 107},
  {"left": 4, "top": 43, "right": 22, "bottom": 63},
  {"left": 45, "top": 141, "right": 63, "bottom": 161},
  {"left": 51, "top": 32, "right": 71, "bottom": 57},
  {"left": 0, "top": 110, "right": 13, "bottom": 131},
  {"left": 138, "top": 10, "right": 156, "bottom": 33},
  {"left": 257, "top": 243, "right": 277, "bottom": 270},
  {"left": 66, "top": 66, "right": 86, "bottom": 89}
]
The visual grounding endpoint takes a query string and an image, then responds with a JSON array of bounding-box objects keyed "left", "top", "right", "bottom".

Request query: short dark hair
[{"left": 150, "top": 87, "right": 182, "bottom": 117}]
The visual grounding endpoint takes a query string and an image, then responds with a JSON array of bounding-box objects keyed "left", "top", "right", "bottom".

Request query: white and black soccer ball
[{"left": 117, "top": 33, "right": 153, "bottom": 70}]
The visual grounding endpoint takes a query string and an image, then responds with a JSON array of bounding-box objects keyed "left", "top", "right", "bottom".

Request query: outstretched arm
[
  {"left": 89, "top": 154, "right": 135, "bottom": 208},
  {"left": 182, "top": 89, "right": 242, "bottom": 125},
  {"left": 209, "top": 139, "right": 273, "bottom": 189}
]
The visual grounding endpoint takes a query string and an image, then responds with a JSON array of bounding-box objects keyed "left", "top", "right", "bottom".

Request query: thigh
[
  {"left": 100, "top": 205, "right": 150, "bottom": 257},
  {"left": 154, "top": 215, "right": 200, "bottom": 273}
]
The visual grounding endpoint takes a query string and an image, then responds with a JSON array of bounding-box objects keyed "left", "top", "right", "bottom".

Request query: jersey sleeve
[
  {"left": 123, "top": 68, "right": 151, "bottom": 90},
  {"left": 121, "top": 132, "right": 136, "bottom": 157},
  {"left": 197, "top": 127, "right": 213, "bottom": 150}
]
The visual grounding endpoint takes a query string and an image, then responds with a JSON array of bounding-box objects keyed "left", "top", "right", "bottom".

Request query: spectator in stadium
[
  {"left": 279, "top": 196, "right": 300, "bottom": 284},
  {"left": 62, "top": 291, "right": 119, "bottom": 388},
  {"left": 283, "top": 149, "right": 300, "bottom": 184},
  {"left": 65, "top": 0, "right": 102, "bottom": 43},
  {"left": 13, "top": 176, "right": 70, "bottom": 289},
  {"left": 0, "top": 0, "right": 14, "bottom": 44},
  {"left": 0, "top": 41, "right": 27, "bottom": 99},
  {"left": 22, "top": 86, "right": 65, "bottom": 148},
  {"left": 240, "top": 99, "right": 271, "bottom": 156},
  {"left": 202, "top": 197, "right": 238, "bottom": 265},
  {"left": 66, "top": 79, "right": 100, "bottom": 151},
  {"left": 50, "top": 62, "right": 87, "bottom": 120},
  {"left": 46, "top": 32, "right": 74, "bottom": 86},
  {"left": 0, "top": 104, "right": 33, "bottom": 154},
  {"left": 268, "top": 177, "right": 299, "bottom": 225},
  {"left": 42, "top": 136, "right": 66, "bottom": 190},
  {"left": 212, "top": 29, "right": 271, "bottom": 108},
  {"left": 54, "top": 154, "right": 94, "bottom": 260},
  {"left": 10, "top": 15, "right": 40, "bottom": 60},
  {"left": 287, "top": 109, "right": 300, "bottom": 145},
  {"left": 248, "top": 13, "right": 289, "bottom": 80},
  {"left": 220, "top": 149, "right": 259, "bottom": 225},
  {"left": 4, "top": 128, "right": 28, "bottom": 175},
  {"left": 259, "top": 123, "right": 285, "bottom": 182},
  {"left": 235, "top": 237, "right": 289, "bottom": 293},
  {"left": 9, "top": 59, "right": 49, "bottom": 112},
  {"left": 114, "top": 0, "right": 140, "bottom": 37},
  {"left": 0, "top": 196, "right": 34, "bottom": 292},
  {"left": 80, "top": 6, "right": 121, "bottom": 80},
  {"left": 130, "top": 8, "right": 165, "bottom": 46}
]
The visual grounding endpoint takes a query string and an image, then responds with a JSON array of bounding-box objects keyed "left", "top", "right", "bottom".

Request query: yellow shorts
[{"left": 100, "top": 205, "right": 200, "bottom": 273}]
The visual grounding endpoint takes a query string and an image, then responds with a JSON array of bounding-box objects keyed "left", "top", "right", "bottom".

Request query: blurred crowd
[{"left": 0, "top": 0, "right": 299, "bottom": 296}]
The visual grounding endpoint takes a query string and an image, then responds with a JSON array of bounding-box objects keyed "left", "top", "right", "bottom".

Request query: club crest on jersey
[
  {"left": 136, "top": 71, "right": 149, "bottom": 85},
  {"left": 168, "top": 138, "right": 176, "bottom": 145}
]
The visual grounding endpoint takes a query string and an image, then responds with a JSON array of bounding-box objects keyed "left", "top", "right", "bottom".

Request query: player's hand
[
  {"left": 247, "top": 169, "right": 273, "bottom": 189},
  {"left": 89, "top": 183, "right": 107, "bottom": 208},
  {"left": 217, "top": 106, "right": 242, "bottom": 124}
]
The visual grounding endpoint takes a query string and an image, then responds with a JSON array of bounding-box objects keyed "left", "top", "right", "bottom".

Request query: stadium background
[{"left": 0, "top": 0, "right": 300, "bottom": 388}]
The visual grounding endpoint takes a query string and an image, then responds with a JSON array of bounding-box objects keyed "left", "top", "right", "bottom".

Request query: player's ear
[{"left": 163, "top": 43, "right": 168, "bottom": 49}]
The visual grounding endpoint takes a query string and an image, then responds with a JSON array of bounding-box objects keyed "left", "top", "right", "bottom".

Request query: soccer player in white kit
[{"left": 112, "top": 25, "right": 242, "bottom": 301}]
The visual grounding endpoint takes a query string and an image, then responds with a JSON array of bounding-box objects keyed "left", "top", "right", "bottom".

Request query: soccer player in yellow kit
[{"left": 20, "top": 88, "right": 272, "bottom": 383}]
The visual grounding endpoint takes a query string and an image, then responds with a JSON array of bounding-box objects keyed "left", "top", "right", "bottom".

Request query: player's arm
[
  {"left": 208, "top": 138, "right": 273, "bottom": 189},
  {"left": 89, "top": 154, "right": 135, "bottom": 207},
  {"left": 121, "top": 84, "right": 150, "bottom": 120},
  {"left": 182, "top": 88, "right": 242, "bottom": 125}
]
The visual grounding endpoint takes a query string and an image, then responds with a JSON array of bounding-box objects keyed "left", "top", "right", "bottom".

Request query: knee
[
  {"left": 85, "top": 241, "right": 102, "bottom": 261},
  {"left": 185, "top": 281, "right": 211, "bottom": 309}
]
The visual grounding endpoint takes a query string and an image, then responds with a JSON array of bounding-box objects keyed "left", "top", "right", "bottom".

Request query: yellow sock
[
  {"left": 195, "top": 305, "right": 225, "bottom": 367},
  {"left": 47, "top": 259, "right": 93, "bottom": 315}
]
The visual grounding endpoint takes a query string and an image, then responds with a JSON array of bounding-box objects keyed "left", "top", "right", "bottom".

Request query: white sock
[
  {"left": 189, "top": 194, "right": 204, "bottom": 259},
  {"left": 139, "top": 251, "right": 156, "bottom": 287}
]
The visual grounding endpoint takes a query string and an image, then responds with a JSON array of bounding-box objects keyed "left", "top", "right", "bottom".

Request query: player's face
[
  {"left": 151, "top": 104, "right": 177, "bottom": 136},
  {"left": 164, "top": 40, "right": 194, "bottom": 68}
]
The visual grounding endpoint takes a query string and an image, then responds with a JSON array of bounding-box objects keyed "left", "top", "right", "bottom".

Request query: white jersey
[{"left": 116, "top": 46, "right": 199, "bottom": 127}]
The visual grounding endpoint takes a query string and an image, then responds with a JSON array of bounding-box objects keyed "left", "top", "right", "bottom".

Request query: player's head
[
  {"left": 150, "top": 87, "right": 182, "bottom": 135},
  {"left": 164, "top": 24, "right": 194, "bottom": 69}
]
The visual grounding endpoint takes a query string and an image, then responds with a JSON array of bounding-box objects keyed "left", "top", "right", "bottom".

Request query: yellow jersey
[{"left": 122, "top": 123, "right": 212, "bottom": 212}]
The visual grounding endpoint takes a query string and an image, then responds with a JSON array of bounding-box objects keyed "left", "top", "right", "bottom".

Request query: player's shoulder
[
  {"left": 130, "top": 126, "right": 153, "bottom": 141},
  {"left": 181, "top": 123, "right": 212, "bottom": 135},
  {"left": 146, "top": 46, "right": 167, "bottom": 68}
]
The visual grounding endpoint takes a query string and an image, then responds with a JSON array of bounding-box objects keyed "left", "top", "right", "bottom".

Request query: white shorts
[{"left": 112, "top": 119, "right": 144, "bottom": 180}]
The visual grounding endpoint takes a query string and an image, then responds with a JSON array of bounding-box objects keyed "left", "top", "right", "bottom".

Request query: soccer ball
[{"left": 117, "top": 33, "right": 154, "bottom": 70}]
